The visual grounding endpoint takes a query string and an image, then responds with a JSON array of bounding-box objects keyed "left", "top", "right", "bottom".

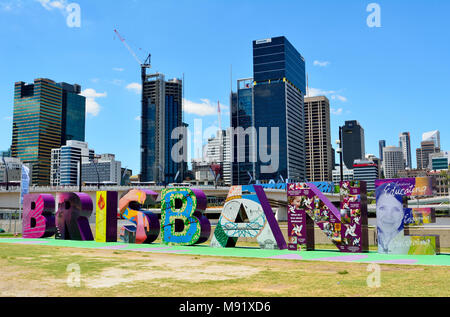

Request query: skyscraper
[
  {"left": 416, "top": 140, "right": 440, "bottom": 170},
  {"left": 11, "top": 79, "right": 86, "bottom": 186},
  {"left": 399, "top": 132, "right": 412, "bottom": 169},
  {"left": 231, "top": 79, "right": 255, "bottom": 185},
  {"left": 51, "top": 140, "right": 93, "bottom": 186},
  {"left": 57, "top": 82, "right": 86, "bottom": 144},
  {"left": 353, "top": 159, "right": 378, "bottom": 192},
  {"left": 141, "top": 73, "right": 183, "bottom": 184},
  {"left": 253, "top": 36, "right": 306, "bottom": 182},
  {"left": 12, "top": 79, "right": 62, "bottom": 185},
  {"left": 422, "top": 130, "right": 440, "bottom": 149},
  {"left": 341, "top": 120, "right": 365, "bottom": 169},
  {"left": 379, "top": 140, "right": 386, "bottom": 161},
  {"left": 231, "top": 36, "right": 306, "bottom": 185},
  {"left": 304, "top": 96, "right": 333, "bottom": 181},
  {"left": 383, "top": 146, "right": 404, "bottom": 178}
]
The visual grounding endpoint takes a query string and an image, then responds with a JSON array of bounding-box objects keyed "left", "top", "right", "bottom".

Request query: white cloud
[
  {"left": 135, "top": 116, "right": 141, "bottom": 121},
  {"left": 37, "top": 0, "right": 68, "bottom": 11},
  {"left": 113, "top": 67, "right": 125, "bottom": 72},
  {"left": 331, "top": 108, "right": 343, "bottom": 115},
  {"left": 313, "top": 60, "right": 330, "bottom": 67},
  {"left": 307, "top": 87, "right": 348, "bottom": 103},
  {"left": 331, "top": 95, "right": 348, "bottom": 102},
  {"left": 3, "top": 116, "right": 12, "bottom": 121},
  {"left": 183, "top": 99, "right": 228, "bottom": 117},
  {"left": 307, "top": 88, "right": 336, "bottom": 97},
  {"left": 0, "top": 1, "right": 23, "bottom": 11},
  {"left": 126, "top": 82, "right": 142, "bottom": 94},
  {"left": 81, "top": 88, "right": 107, "bottom": 117}
]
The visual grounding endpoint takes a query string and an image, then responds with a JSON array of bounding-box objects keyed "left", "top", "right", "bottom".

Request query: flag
[{"left": 20, "top": 165, "right": 30, "bottom": 205}]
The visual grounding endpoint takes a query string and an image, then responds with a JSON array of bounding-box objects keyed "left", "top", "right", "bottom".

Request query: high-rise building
[
  {"left": 196, "top": 129, "right": 232, "bottom": 185},
  {"left": 12, "top": 79, "right": 63, "bottom": 185},
  {"left": 253, "top": 36, "right": 306, "bottom": 183},
  {"left": 341, "top": 120, "right": 365, "bottom": 170},
  {"left": 51, "top": 140, "right": 93, "bottom": 186},
  {"left": 0, "top": 157, "right": 22, "bottom": 184},
  {"left": 399, "top": 132, "right": 412, "bottom": 169},
  {"left": 141, "top": 73, "right": 183, "bottom": 184},
  {"left": 383, "top": 146, "right": 404, "bottom": 178},
  {"left": 11, "top": 79, "right": 86, "bottom": 186},
  {"left": 379, "top": 140, "right": 386, "bottom": 162},
  {"left": 422, "top": 130, "right": 440, "bottom": 149},
  {"left": 366, "top": 154, "right": 382, "bottom": 179},
  {"left": 231, "top": 36, "right": 306, "bottom": 185},
  {"left": 82, "top": 154, "right": 121, "bottom": 185},
  {"left": 430, "top": 152, "right": 449, "bottom": 171},
  {"left": 332, "top": 165, "right": 354, "bottom": 183},
  {"left": 57, "top": 82, "right": 86, "bottom": 144},
  {"left": 353, "top": 159, "right": 378, "bottom": 192},
  {"left": 416, "top": 140, "right": 440, "bottom": 170},
  {"left": 231, "top": 79, "right": 255, "bottom": 185},
  {"left": 304, "top": 96, "right": 333, "bottom": 181}
]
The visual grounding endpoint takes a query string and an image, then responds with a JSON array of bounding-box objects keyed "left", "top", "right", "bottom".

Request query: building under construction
[
  {"left": 114, "top": 29, "right": 185, "bottom": 184},
  {"left": 140, "top": 71, "right": 183, "bottom": 184}
]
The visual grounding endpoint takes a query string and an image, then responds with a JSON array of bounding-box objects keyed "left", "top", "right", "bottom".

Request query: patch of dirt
[
  {"left": 83, "top": 255, "right": 261, "bottom": 288},
  {"left": 0, "top": 261, "right": 59, "bottom": 297}
]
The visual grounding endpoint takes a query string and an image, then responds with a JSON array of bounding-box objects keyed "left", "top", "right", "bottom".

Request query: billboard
[
  {"left": 374, "top": 177, "right": 436, "bottom": 197},
  {"left": 375, "top": 181, "right": 439, "bottom": 255}
]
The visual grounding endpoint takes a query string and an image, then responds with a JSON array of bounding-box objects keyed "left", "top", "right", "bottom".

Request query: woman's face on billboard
[{"left": 377, "top": 193, "right": 404, "bottom": 234}]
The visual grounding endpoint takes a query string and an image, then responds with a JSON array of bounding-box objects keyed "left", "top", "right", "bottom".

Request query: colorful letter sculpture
[
  {"left": 287, "top": 181, "right": 368, "bottom": 253},
  {"left": 22, "top": 194, "right": 56, "bottom": 239},
  {"left": 55, "top": 192, "right": 94, "bottom": 241},
  {"left": 118, "top": 189, "right": 160, "bottom": 244},
  {"left": 375, "top": 179, "right": 440, "bottom": 255},
  {"left": 211, "top": 185, "right": 287, "bottom": 250},
  {"left": 160, "top": 188, "right": 211, "bottom": 246},
  {"left": 95, "top": 191, "right": 118, "bottom": 243}
]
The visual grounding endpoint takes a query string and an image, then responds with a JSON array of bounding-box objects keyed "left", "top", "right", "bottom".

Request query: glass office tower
[
  {"left": 341, "top": 120, "right": 365, "bottom": 170},
  {"left": 12, "top": 79, "right": 62, "bottom": 185},
  {"left": 399, "top": 132, "right": 412, "bottom": 169},
  {"left": 231, "top": 79, "right": 255, "bottom": 185},
  {"left": 253, "top": 36, "right": 306, "bottom": 182},
  {"left": 58, "top": 82, "right": 86, "bottom": 144},
  {"left": 141, "top": 73, "right": 183, "bottom": 184},
  {"left": 231, "top": 36, "right": 306, "bottom": 185}
]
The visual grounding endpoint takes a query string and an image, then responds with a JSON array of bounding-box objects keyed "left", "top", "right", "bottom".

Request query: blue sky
[{"left": 0, "top": 0, "right": 449, "bottom": 175}]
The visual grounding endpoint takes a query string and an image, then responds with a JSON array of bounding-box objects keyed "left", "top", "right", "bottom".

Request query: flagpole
[
  {"left": 15, "top": 163, "right": 22, "bottom": 236},
  {"left": 19, "top": 163, "right": 23, "bottom": 236}
]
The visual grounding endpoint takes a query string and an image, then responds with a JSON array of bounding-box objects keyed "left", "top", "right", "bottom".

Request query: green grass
[{"left": 0, "top": 243, "right": 449, "bottom": 297}]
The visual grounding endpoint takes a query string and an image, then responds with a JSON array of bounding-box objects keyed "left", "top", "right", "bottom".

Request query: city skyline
[{"left": 1, "top": 0, "right": 449, "bottom": 175}]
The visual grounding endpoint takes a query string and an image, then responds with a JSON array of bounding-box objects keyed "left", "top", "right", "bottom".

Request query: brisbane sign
[{"left": 22, "top": 178, "right": 440, "bottom": 255}]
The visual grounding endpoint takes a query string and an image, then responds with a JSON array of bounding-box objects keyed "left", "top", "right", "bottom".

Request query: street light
[{"left": 336, "top": 126, "right": 344, "bottom": 183}]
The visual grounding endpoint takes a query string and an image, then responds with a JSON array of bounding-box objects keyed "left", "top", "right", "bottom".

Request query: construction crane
[{"left": 114, "top": 29, "right": 151, "bottom": 80}]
